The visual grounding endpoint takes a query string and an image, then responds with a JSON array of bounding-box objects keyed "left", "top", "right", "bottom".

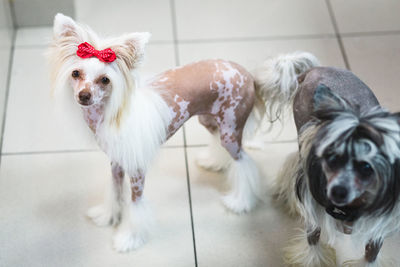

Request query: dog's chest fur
[{"left": 293, "top": 67, "right": 380, "bottom": 131}]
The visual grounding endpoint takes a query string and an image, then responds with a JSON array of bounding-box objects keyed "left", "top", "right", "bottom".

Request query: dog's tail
[{"left": 254, "top": 51, "right": 320, "bottom": 123}]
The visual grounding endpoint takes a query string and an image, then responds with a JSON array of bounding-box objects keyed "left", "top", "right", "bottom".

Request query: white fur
[
  {"left": 196, "top": 132, "right": 232, "bottom": 172},
  {"left": 254, "top": 51, "right": 320, "bottom": 122},
  {"left": 284, "top": 229, "right": 336, "bottom": 267},
  {"left": 343, "top": 252, "right": 396, "bottom": 267},
  {"left": 87, "top": 175, "right": 122, "bottom": 227},
  {"left": 221, "top": 151, "right": 261, "bottom": 213},
  {"left": 113, "top": 199, "right": 154, "bottom": 252},
  {"left": 272, "top": 151, "right": 302, "bottom": 217},
  {"left": 96, "top": 87, "right": 173, "bottom": 176}
]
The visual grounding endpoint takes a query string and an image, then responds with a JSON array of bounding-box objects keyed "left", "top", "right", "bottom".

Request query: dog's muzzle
[
  {"left": 330, "top": 185, "right": 348, "bottom": 205},
  {"left": 78, "top": 89, "right": 92, "bottom": 105}
]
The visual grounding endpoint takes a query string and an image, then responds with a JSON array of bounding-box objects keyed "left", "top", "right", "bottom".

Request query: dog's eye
[
  {"left": 355, "top": 161, "right": 374, "bottom": 178},
  {"left": 326, "top": 154, "right": 342, "bottom": 169},
  {"left": 72, "top": 70, "right": 80, "bottom": 78},
  {"left": 101, "top": 77, "right": 110, "bottom": 85}
]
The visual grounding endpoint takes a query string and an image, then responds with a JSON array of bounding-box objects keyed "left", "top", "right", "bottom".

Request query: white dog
[{"left": 47, "top": 14, "right": 279, "bottom": 252}]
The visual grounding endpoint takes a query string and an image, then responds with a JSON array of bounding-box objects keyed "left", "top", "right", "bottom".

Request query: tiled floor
[{"left": 0, "top": 0, "right": 400, "bottom": 266}]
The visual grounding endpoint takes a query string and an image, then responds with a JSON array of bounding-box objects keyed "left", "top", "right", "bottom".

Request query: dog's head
[
  {"left": 48, "top": 13, "right": 150, "bottom": 126},
  {"left": 303, "top": 84, "right": 400, "bottom": 220}
]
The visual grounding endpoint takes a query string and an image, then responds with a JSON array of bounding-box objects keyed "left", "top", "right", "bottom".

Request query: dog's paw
[
  {"left": 343, "top": 257, "right": 396, "bottom": 267},
  {"left": 87, "top": 205, "right": 119, "bottom": 227},
  {"left": 221, "top": 193, "right": 256, "bottom": 214},
  {"left": 284, "top": 233, "right": 336, "bottom": 267},
  {"left": 113, "top": 227, "right": 147, "bottom": 252},
  {"left": 342, "top": 259, "right": 366, "bottom": 267},
  {"left": 195, "top": 155, "right": 225, "bottom": 172},
  {"left": 243, "top": 139, "right": 265, "bottom": 150}
]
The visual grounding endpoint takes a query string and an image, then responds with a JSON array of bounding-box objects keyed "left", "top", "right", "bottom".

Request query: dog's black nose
[
  {"left": 79, "top": 90, "right": 92, "bottom": 103},
  {"left": 331, "top": 185, "right": 348, "bottom": 203}
]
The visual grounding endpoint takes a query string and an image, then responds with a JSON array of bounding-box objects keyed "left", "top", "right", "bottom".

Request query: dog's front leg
[
  {"left": 113, "top": 172, "right": 153, "bottom": 252},
  {"left": 343, "top": 239, "right": 394, "bottom": 267},
  {"left": 284, "top": 225, "right": 336, "bottom": 267},
  {"left": 87, "top": 161, "right": 124, "bottom": 227}
]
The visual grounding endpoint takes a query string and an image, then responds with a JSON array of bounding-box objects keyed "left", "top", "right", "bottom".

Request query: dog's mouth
[
  {"left": 329, "top": 192, "right": 368, "bottom": 208},
  {"left": 78, "top": 100, "right": 93, "bottom": 106}
]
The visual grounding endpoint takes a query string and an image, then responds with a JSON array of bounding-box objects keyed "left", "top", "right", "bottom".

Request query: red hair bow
[{"left": 76, "top": 42, "right": 116, "bottom": 63}]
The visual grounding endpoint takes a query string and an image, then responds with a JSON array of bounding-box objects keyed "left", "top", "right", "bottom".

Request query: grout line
[
  {"left": 14, "top": 40, "right": 175, "bottom": 49},
  {"left": 0, "top": 26, "right": 17, "bottom": 167},
  {"left": 1, "top": 141, "right": 296, "bottom": 157},
  {"left": 170, "top": 0, "right": 180, "bottom": 65},
  {"left": 9, "top": 0, "right": 18, "bottom": 29},
  {"left": 181, "top": 125, "right": 199, "bottom": 267},
  {"left": 169, "top": 1, "right": 198, "bottom": 266},
  {"left": 325, "top": 0, "right": 351, "bottom": 70},
  {"left": 178, "top": 33, "right": 336, "bottom": 44},
  {"left": 341, "top": 30, "right": 400, "bottom": 38},
  {"left": 10, "top": 30, "right": 400, "bottom": 50}
]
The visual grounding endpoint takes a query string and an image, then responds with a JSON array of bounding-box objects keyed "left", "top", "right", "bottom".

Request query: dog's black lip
[{"left": 78, "top": 100, "right": 93, "bottom": 106}]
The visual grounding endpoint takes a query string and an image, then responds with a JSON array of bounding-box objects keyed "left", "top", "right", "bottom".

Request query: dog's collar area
[{"left": 325, "top": 204, "right": 362, "bottom": 222}]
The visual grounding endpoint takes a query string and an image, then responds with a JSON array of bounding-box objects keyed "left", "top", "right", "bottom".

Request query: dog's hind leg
[
  {"left": 87, "top": 161, "right": 124, "bottom": 227},
  {"left": 218, "top": 121, "right": 261, "bottom": 213},
  {"left": 113, "top": 172, "right": 153, "bottom": 252},
  {"left": 284, "top": 226, "right": 336, "bottom": 267},
  {"left": 196, "top": 114, "right": 231, "bottom": 172}
]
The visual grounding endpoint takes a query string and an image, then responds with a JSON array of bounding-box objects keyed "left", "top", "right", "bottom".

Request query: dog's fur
[
  {"left": 48, "top": 14, "right": 269, "bottom": 252},
  {"left": 256, "top": 52, "right": 400, "bottom": 266}
]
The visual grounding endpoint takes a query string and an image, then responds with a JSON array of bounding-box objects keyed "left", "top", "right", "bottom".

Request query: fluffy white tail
[{"left": 254, "top": 51, "right": 320, "bottom": 123}]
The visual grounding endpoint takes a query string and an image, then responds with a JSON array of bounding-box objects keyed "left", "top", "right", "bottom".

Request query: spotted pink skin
[
  {"left": 80, "top": 59, "right": 255, "bottom": 203},
  {"left": 153, "top": 59, "right": 255, "bottom": 159},
  {"left": 111, "top": 161, "right": 125, "bottom": 202},
  {"left": 81, "top": 103, "right": 105, "bottom": 132}
]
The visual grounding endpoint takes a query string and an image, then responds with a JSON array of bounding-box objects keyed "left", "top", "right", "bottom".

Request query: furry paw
[
  {"left": 342, "top": 259, "right": 367, "bottom": 267},
  {"left": 243, "top": 139, "right": 265, "bottom": 150},
  {"left": 87, "top": 205, "right": 120, "bottom": 227},
  {"left": 343, "top": 257, "right": 396, "bottom": 267},
  {"left": 113, "top": 228, "right": 147, "bottom": 252},
  {"left": 221, "top": 193, "right": 257, "bottom": 214},
  {"left": 195, "top": 151, "right": 228, "bottom": 172},
  {"left": 284, "top": 233, "right": 336, "bottom": 267}
]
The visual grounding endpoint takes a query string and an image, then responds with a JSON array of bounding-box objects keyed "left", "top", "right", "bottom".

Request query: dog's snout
[
  {"left": 79, "top": 90, "right": 92, "bottom": 104},
  {"left": 330, "top": 185, "right": 348, "bottom": 204}
]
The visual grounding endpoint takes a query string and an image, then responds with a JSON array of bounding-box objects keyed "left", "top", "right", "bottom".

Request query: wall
[{"left": 0, "top": 0, "right": 14, "bottom": 146}]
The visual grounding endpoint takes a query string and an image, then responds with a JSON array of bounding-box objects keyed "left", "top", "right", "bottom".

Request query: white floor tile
[
  {"left": 178, "top": 38, "right": 346, "bottom": 71},
  {"left": 187, "top": 144, "right": 299, "bottom": 266},
  {"left": 175, "top": 0, "right": 334, "bottom": 40},
  {"left": 330, "top": 0, "right": 400, "bottom": 34},
  {"left": 0, "top": 148, "right": 195, "bottom": 267},
  {"left": 75, "top": 0, "right": 174, "bottom": 42},
  {"left": 343, "top": 34, "right": 400, "bottom": 112}
]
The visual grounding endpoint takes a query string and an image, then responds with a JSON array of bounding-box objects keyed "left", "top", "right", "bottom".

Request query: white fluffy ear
[
  {"left": 111, "top": 32, "right": 151, "bottom": 69},
  {"left": 53, "top": 13, "right": 80, "bottom": 40}
]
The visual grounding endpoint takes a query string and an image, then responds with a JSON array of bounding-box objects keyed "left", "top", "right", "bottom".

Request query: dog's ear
[
  {"left": 312, "top": 84, "right": 352, "bottom": 121},
  {"left": 313, "top": 84, "right": 348, "bottom": 112},
  {"left": 53, "top": 13, "right": 83, "bottom": 42},
  {"left": 111, "top": 32, "right": 151, "bottom": 69}
]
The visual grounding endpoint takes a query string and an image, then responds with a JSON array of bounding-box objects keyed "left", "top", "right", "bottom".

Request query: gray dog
[{"left": 256, "top": 52, "right": 400, "bottom": 266}]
